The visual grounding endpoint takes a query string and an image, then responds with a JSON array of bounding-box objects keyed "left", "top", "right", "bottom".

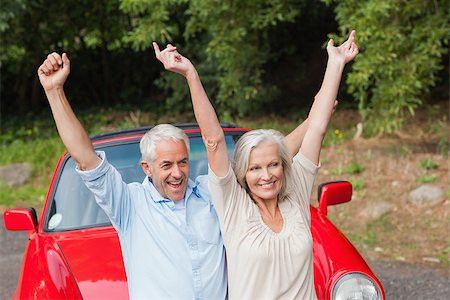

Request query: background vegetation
[
  {"left": 1, "top": 0, "right": 448, "bottom": 132},
  {"left": 0, "top": 0, "right": 448, "bottom": 200},
  {"left": 1, "top": 0, "right": 448, "bottom": 268}
]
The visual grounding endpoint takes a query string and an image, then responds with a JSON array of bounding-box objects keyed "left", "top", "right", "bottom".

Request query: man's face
[{"left": 141, "top": 140, "right": 189, "bottom": 201}]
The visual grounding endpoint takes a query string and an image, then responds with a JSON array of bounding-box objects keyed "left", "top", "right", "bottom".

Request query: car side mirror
[
  {"left": 4, "top": 208, "right": 38, "bottom": 233},
  {"left": 317, "top": 181, "right": 352, "bottom": 216}
]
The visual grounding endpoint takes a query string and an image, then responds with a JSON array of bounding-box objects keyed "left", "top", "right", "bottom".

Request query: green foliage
[
  {"left": 120, "top": 0, "right": 307, "bottom": 116},
  {"left": 1, "top": 0, "right": 449, "bottom": 133},
  {"left": 0, "top": 183, "right": 48, "bottom": 207},
  {"left": 419, "top": 159, "right": 439, "bottom": 170},
  {"left": 345, "top": 162, "right": 364, "bottom": 174},
  {"left": 323, "top": 0, "right": 450, "bottom": 135},
  {"left": 0, "top": 0, "right": 26, "bottom": 31},
  {"left": 0, "top": 130, "right": 65, "bottom": 206},
  {"left": 349, "top": 177, "right": 365, "bottom": 190},
  {"left": 0, "top": 137, "right": 65, "bottom": 177},
  {"left": 416, "top": 174, "right": 438, "bottom": 183},
  {"left": 0, "top": 0, "right": 161, "bottom": 114},
  {"left": 331, "top": 162, "right": 364, "bottom": 175},
  {"left": 323, "top": 128, "right": 346, "bottom": 146}
]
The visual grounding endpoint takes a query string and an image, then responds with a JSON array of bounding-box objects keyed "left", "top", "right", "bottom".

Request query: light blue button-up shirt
[{"left": 77, "top": 151, "right": 227, "bottom": 300}]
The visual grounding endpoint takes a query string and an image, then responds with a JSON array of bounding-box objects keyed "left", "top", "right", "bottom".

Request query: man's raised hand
[
  {"left": 37, "top": 52, "right": 71, "bottom": 91},
  {"left": 152, "top": 42, "right": 194, "bottom": 77}
]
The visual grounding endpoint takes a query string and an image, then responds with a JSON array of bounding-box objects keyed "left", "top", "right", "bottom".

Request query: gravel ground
[
  {"left": 369, "top": 260, "right": 450, "bottom": 300},
  {"left": 0, "top": 216, "right": 27, "bottom": 300},
  {"left": 1, "top": 215, "right": 449, "bottom": 300}
]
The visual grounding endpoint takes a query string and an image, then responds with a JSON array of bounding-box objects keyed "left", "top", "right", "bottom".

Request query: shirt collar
[{"left": 143, "top": 176, "right": 200, "bottom": 205}]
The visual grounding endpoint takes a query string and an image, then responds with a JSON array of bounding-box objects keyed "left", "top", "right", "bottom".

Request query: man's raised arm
[{"left": 37, "top": 52, "right": 100, "bottom": 170}]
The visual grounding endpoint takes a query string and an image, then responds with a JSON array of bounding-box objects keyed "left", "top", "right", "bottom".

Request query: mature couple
[{"left": 38, "top": 31, "right": 358, "bottom": 299}]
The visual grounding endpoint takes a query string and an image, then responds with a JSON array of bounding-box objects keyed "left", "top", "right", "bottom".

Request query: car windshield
[{"left": 45, "top": 135, "right": 238, "bottom": 232}]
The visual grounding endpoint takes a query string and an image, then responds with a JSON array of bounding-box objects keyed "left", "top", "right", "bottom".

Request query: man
[{"left": 37, "top": 52, "right": 226, "bottom": 299}]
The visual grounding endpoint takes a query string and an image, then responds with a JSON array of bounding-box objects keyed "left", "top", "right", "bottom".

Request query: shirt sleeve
[
  {"left": 290, "top": 151, "right": 320, "bottom": 220},
  {"left": 208, "top": 164, "right": 252, "bottom": 234},
  {"left": 76, "top": 151, "right": 133, "bottom": 232}
]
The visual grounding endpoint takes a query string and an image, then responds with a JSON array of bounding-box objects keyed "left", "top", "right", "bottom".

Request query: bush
[{"left": 323, "top": 0, "right": 450, "bottom": 135}]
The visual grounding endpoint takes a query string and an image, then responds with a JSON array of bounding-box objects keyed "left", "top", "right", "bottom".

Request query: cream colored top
[{"left": 208, "top": 152, "right": 319, "bottom": 300}]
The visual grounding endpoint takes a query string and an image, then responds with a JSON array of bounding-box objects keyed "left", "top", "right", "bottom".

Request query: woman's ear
[{"left": 141, "top": 161, "right": 152, "bottom": 177}]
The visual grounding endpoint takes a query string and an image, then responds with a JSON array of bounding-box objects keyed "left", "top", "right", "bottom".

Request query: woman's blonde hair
[{"left": 232, "top": 129, "right": 292, "bottom": 201}]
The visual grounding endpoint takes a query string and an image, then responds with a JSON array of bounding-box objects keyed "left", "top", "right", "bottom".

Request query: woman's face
[{"left": 245, "top": 142, "right": 284, "bottom": 203}]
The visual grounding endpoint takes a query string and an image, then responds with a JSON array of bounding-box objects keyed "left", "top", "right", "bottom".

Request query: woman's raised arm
[
  {"left": 300, "top": 31, "right": 359, "bottom": 165},
  {"left": 153, "top": 43, "right": 230, "bottom": 176}
]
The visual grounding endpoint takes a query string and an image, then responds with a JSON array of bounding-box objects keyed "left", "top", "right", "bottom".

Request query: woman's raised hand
[{"left": 326, "top": 30, "right": 359, "bottom": 65}]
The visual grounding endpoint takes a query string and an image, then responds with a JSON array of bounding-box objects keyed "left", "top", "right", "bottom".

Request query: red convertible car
[{"left": 4, "top": 124, "right": 385, "bottom": 299}]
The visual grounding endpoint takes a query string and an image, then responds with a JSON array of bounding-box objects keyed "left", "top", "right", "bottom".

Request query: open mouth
[{"left": 167, "top": 179, "right": 183, "bottom": 189}]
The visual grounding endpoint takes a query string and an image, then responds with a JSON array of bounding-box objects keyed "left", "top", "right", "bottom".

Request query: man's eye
[
  {"left": 179, "top": 160, "right": 188, "bottom": 166},
  {"left": 161, "top": 164, "right": 171, "bottom": 169}
]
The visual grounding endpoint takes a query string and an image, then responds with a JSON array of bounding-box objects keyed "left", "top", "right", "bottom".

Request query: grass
[
  {"left": 0, "top": 183, "right": 48, "bottom": 207},
  {"left": 0, "top": 137, "right": 65, "bottom": 177},
  {"left": 349, "top": 177, "right": 365, "bottom": 190},
  {"left": 419, "top": 159, "right": 439, "bottom": 170},
  {"left": 416, "top": 174, "right": 438, "bottom": 183},
  {"left": 0, "top": 137, "right": 65, "bottom": 207}
]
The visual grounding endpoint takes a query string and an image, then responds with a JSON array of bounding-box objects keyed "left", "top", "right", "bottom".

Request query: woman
[{"left": 153, "top": 31, "right": 359, "bottom": 299}]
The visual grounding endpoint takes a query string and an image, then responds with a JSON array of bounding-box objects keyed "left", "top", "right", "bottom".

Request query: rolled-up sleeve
[{"left": 76, "top": 151, "right": 132, "bottom": 232}]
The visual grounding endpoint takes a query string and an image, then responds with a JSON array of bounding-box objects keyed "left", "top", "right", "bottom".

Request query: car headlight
[{"left": 332, "top": 273, "right": 382, "bottom": 300}]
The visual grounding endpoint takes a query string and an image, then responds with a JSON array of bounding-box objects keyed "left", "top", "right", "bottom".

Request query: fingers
[
  {"left": 37, "top": 52, "right": 71, "bottom": 77},
  {"left": 39, "top": 52, "right": 63, "bottom": 75},
  {"left": 152, "top": 42, "right": 161, "bottom": 58},
  {"left": 348, "top": 30, "right": 356, "bottom": 41},
  {"left": 328, "top": 39, "right": 334, "bottom": 47},
  {"left": 350, "top": 41, "right": 359, "bottom": 54},
  {"left": 153, "top": 41, "right": 185, "bottom": 69},
  {"left": 62, "top": 53, "right": 70, "bottom": 71},
  {"left": 345, "top": 30, "right": 356, "bottom": 49},
  {"left": 153, "top": 41, "right": 180, "bottom": 64}
]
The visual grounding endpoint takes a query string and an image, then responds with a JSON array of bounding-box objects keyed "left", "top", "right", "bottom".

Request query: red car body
[{"left": 4, "top": 125, "right": 385, "bottom": 299}]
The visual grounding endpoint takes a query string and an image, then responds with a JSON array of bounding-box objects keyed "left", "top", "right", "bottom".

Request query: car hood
[{"left": 55, "top": 227, "right": 128, "bottom": 299}]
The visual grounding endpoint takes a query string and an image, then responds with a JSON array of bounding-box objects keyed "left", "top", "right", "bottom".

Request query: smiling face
[
  {"left": 245, "top": 142, "right": 284, "bottom": 203},
  {"left": 141, "top": 139, "right": 189, "bottom": 201}
]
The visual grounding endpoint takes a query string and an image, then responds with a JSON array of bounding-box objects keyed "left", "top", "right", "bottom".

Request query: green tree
[
  {"left": 0, "top": 0, "right": 155, "bottom": 114},
  {"left": 120, "top": 0, "right": 306, "bottom": 117},
  {"left": 323, "top": 0, "right": 450, "bottom": 134}
]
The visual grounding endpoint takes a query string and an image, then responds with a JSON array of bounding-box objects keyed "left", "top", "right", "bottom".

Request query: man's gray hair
[
  {"left": 140, "top": 124, "right": 190, "bottom": 163},
  {"left": 232, "top": 129, "right": 292, "bottom": 202}
]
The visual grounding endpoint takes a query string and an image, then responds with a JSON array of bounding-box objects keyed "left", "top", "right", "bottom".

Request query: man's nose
[{"left": 171, "top": 164, "right": 182, "bottom": 178}]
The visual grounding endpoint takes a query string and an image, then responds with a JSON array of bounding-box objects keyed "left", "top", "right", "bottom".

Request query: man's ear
[{"left": 141, "top": 161, "right": 152, "bottom": 177}]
